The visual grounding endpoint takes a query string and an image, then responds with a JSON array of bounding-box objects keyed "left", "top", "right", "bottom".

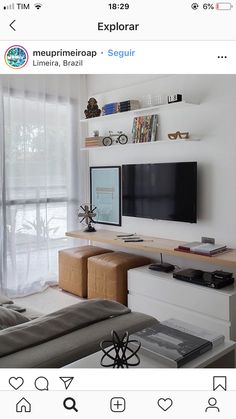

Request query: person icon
[{"left": 205, "top": 397, "right": 220, "bottom": 412}]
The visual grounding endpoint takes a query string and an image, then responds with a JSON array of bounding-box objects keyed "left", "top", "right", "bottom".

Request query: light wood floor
[{"left": 15, "top": 287, "right": 83, "bottom": 315}]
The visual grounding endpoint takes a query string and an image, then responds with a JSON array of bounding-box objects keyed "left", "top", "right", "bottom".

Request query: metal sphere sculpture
[{"left": 100, "top": 330, "right": 141, "bottom": 368}]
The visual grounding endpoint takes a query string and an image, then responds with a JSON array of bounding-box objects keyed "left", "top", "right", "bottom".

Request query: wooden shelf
[
  {"left": 80, "top": 101, "right": 199, "bottom": 123},
  {"left": 66, "top": 229, "right": 236, "bottom": 269},
  {"left": 81, "top": 139, "right": 200, "bottom": 151}
]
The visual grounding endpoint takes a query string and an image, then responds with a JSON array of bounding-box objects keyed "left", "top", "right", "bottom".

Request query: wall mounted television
[{"left": 122, "top": 162, "right": 197, "bottom": 223}]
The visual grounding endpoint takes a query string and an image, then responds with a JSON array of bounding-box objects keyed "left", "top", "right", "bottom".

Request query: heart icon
[
  {"left": 157, "top": 398, "right": 173, "bottom": 411},
  {"left": 9, "top": 377, "right": 24, "bottom": 390}
]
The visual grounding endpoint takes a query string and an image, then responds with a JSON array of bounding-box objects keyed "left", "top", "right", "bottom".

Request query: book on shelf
[
  {"left": 85, "top": 144, "right": 103, "bottom": 148},
  {"left": 85, "top": 136, "right": 104, "bottom": 147},
  {"left": 120, "top": 106, "right": 135, "bottom": 112},
  {"left": 132, "top": 114, "right": 158, "bottom": 143},
  {"left": 131, "top": 321, "right": 213, "bottom": 367},
  {"left": 162, "top": 319, "right": 224, "bottom": 348},
  {"left": 103, "top": 106, "right": 118, "bottom": 110},
  {"left": 175, "top": 241, "right": 227, "bottom": 256},
  {"left": 102, "top": 100, "right": 140, "bottom": 115},
  {"left": 120, "top": 99, "right": 140, "bottom": 106},
  {"left": 102, "top": 102, "right": 119, "bottom": 115},
  {"left": 119, "top": 100, "right": 140, "bottom": 111},
  {"left": 102, "top": 110, "right": 119, "bottom": 115},
  {"left": 178, "top": 241, "right": 202, "bottom": 251},
  {"left": 102, "top": 109, "right": 118, "bottom": 114},
  {"left": 102, "top": 102, "right": 118, "bottom": 108},
  {"left": 85, "top": 136, "right": 103, "bottom": 141},
  {"left": 191, "top": 243, "right": 227, "bottom": 255}
]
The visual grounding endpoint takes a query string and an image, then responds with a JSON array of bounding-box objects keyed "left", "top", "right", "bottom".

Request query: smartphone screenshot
[{"left": 0, "top": 0, "right": 236, "bottom": 417}]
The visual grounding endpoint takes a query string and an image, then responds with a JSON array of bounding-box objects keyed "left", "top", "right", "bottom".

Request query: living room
[{"left": 0, "top": 73, "right": 236, "bottom": 368}]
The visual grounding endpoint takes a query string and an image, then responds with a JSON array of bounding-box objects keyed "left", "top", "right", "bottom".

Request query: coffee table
[{"left": 64, "top": 341, "right": 236, "bottom": 368}]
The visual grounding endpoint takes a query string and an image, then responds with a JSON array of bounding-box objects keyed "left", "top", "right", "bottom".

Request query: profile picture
[{"left": 4, "top": 45, "right": 29, "bottom": 69}]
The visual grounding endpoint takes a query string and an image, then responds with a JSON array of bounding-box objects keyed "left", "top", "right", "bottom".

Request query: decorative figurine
[
  {"left": 84, "top": 97, "right": 101, "bottom": 119},
  {"left": 78, "top": 204, "right": 97, "bottom": 232},
  {"left": 168, "top": 131, "right": 190, "bottom": 140},
  {"left": 100, "top": 330, "right": 141, "bottom": 368}
]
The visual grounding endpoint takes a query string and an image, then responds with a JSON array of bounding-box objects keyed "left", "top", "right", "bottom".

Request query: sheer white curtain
[
  {"left": 0, "top": 84, "right": 6, "bottom": 295},
  {"left": 0, "top": 75, "right": 87, "bottom": 297}
]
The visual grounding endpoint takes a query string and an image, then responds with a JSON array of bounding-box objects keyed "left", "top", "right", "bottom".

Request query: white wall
[
  {"left": 84, "top": 74, "right": 236, "bottom": 251},
  {"left": 87, "top": 75, "right": 167, "bottom": 96}
]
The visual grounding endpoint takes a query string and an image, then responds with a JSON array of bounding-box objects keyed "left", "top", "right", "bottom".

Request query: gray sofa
[{"left": 0, "top": 298, "right": 157, "bottom": 368}]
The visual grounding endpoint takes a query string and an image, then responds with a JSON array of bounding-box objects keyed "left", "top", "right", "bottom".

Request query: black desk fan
[{"left": 78, "top": 204, "right": 97, "bottom": 232}]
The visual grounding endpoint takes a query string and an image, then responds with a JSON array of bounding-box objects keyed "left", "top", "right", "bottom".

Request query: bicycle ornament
[{"left": 102, "top": 131, "right": 128, "bottom": 146}]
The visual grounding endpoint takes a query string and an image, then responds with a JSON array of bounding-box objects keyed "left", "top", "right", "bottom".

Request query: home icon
[{"left": 16, "top": 398, "right": 31, "bottom": 413}]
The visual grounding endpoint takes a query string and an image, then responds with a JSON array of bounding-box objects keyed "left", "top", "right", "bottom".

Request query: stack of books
[
  {"left": 85, "top": 136, "right": 104, "bottom": 148},
  {"left": 119, "top": 100, "right": 140, "bottom": 112},
  {"left": 175, "top": 241, "right": 227, "bottom": 256},
  {"left": 102, "top": 102, "right": 119, "bottom": 115},
  {"left": 132, "top": 114, "right": 158, "bottom": 143},
  {"left": 131, "top": 319, "right": 224, "bottom": 367},
  {"left": 102, "top": 99, "right": 140, "bottom": 116}
]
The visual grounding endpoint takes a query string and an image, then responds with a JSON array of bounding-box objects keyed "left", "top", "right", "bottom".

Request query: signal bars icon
[
  {"left": 34, "top": 3, "right": 42, "bottom": 9},
  {"left": 3, "top": 3, "right": 14, "bottom": 9},
  {"left": 3, "top": 2, "right": 43, "bottom": 9}
]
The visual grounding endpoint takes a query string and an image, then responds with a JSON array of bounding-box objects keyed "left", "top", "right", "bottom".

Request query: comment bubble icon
[{"left": 34, "top": 376, "right": 49, "bottom": 391}]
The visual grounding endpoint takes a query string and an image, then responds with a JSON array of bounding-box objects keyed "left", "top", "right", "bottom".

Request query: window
[{"left": 2, "top": 92, "right": 78, "bottom": 296}]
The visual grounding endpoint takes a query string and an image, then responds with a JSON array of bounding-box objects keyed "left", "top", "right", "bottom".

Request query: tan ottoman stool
[
  {"left": 88, "top": 252, "right": 151, "bottom": 305},
  {"left": 59, "top": 246, "right": 112, "bottom": 298}
]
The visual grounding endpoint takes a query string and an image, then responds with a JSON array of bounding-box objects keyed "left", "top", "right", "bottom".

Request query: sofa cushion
[
  {"left": 0, "top": 299, "right": 130, "bottom": 358},
  {"left": 0, "top": 295, "right": 13, "bottom": 305},
  {"left": 0, "top": 311, "right": 158, "bottom": 368},
  {"left": 0, "top": 307, "right": 29, "bottom": 330}
]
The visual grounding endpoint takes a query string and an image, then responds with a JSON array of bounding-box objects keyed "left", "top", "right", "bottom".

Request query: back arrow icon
[{"left": 10, "top": 20, "right": 16, "bottom": 31}]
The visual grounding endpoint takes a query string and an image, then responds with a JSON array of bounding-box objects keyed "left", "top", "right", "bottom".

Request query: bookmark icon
[{"left": 213, "top": 376, "right": 227, "bottom": 391}]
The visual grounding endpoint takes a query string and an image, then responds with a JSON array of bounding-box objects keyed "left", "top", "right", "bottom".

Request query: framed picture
[{"left": 90, "top": 166, "right": 121, "bottom": 226}]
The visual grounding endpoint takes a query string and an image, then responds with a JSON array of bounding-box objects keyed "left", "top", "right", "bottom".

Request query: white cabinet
[{"left": 128, "top": 266, "right": 236, "bottom": 340}]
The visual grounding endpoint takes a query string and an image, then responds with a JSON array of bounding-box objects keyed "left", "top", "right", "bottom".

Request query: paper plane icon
[{"left": 60, "top": 376, "right": 74, "bottom": 390}]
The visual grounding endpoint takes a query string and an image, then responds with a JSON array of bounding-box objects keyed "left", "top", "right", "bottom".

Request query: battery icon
[{"left": 215, "top": 2, "right": 233, "bottom": 9}]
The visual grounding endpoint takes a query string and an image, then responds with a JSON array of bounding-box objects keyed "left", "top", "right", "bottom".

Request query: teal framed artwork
[{"left": 90, "top": 166, "right": 121, "bottom": 226}]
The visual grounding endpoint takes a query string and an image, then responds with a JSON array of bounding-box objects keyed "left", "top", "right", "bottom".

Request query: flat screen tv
[{"left": 122, "top": 162, "right": 197, "bottom": 223}]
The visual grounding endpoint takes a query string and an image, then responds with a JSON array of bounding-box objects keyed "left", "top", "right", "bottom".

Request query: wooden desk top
[{"left": 66, "top": 229, "right": 236, "bottom": 269}]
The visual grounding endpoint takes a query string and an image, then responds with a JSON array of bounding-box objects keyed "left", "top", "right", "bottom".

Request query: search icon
[{"left": 63, "top": 397, "right": 78, "bottom": 412}]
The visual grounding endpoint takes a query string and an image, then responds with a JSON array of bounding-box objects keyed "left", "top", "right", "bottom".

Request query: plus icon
[{"left": 110, "top": 397, "right": 126, "bottom": 412}]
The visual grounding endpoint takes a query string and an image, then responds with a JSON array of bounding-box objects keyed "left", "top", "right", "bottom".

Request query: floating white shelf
[
  {"left": 80, "top": 101, "right": 199, "bottom": 123},
  {"left": 81, "top": 139, "right": 200, "bottom": 151}
]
